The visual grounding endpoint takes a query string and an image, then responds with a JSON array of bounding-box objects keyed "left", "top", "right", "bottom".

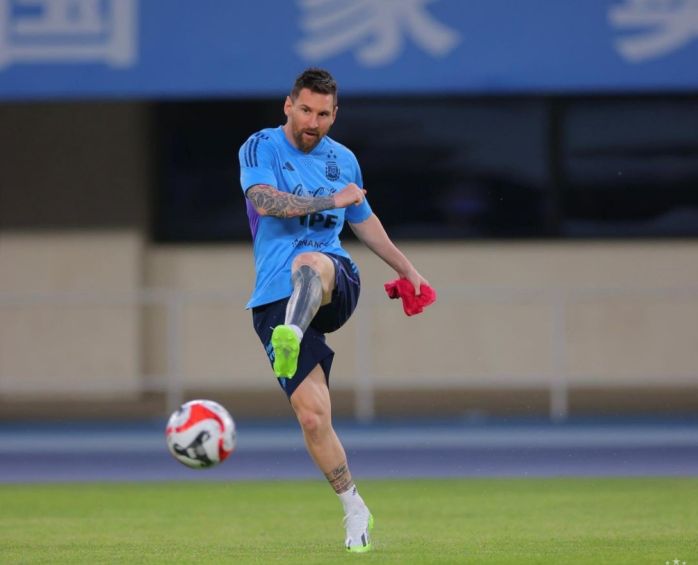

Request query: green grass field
[{"left": 1, "top": 478, "right": 696, "bottom": 564}]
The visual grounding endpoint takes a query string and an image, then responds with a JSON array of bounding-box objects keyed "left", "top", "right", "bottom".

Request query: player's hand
[
  {"left": 333, "top": 183, "right": 367, "bottom": 208},
  {"left": 404, "top": 268, "right": 429, "bottom": 296}
]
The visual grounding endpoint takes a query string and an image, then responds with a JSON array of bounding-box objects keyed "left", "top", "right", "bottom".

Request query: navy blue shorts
[{"left": 252, "top": 253, "right": 360, "bottom": 399}]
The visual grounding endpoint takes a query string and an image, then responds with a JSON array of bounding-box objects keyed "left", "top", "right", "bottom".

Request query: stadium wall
[{"left": 2, "top": 234, "right": 698, "bottom": 419}]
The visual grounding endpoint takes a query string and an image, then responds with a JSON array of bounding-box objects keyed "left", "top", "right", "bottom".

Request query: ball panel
[{"left": 165, "top": 399, "right": 236, "bottom": 469}]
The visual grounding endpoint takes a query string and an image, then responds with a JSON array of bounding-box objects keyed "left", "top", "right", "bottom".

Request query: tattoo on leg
[{"left": 325, "top": 462, "right": 354, "bottom": 494}]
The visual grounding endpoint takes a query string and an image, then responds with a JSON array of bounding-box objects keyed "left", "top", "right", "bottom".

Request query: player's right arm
[
  {"left": 239, "top": 132, "right": 364, "bottom": 218},
  {"left": 246, "top": 184, "right": 333, "bottom": 218},
  {"left": 246, "top": 183, "right": 366, "bottom": 219}
]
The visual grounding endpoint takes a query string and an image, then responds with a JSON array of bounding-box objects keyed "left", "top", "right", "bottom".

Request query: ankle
[
  {"left": 338, "top": 485, "right": 367, "bottom": 514},
  {"left": 286, "top": 324, "right": 303, "bottom": 341}
]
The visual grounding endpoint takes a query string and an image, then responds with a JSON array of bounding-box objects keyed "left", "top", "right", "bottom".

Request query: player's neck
[{"left": 282, "top": 123, "right": 302, "bottom": 152}]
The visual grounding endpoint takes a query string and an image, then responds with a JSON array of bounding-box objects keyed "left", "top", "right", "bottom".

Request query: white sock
[
  {"left": 288, "top": 324, "right": 303, "bottom": 341},
  {"left": 338, "top": 485, "right": 367, "bottom": 515}
]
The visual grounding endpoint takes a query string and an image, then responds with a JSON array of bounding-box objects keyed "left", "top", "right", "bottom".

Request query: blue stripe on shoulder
[
  {"left": 251, "top": 137, "right": 261, "bottom": 167},
  {"left": 241, "top": 139, "right": 249, "bottom": 167},
  {"left": 244, "top": 132, "right": 270, "bottom": 168}
]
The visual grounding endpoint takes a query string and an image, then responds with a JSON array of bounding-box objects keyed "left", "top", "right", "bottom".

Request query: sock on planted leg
[
  {"left": 338, "top": 485, "right": 367, "bottom": 515},
  {"left": 340, "top": 484, "right": 374, "bottom": 552}
]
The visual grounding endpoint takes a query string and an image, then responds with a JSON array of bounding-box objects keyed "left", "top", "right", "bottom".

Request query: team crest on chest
[{"left": 325, "top": 149, "right": 340, "bottom": 181}]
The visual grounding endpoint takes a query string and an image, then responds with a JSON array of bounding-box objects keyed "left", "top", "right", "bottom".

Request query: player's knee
[
  {"left": 292, "top": 253, "right": 327, "bottom": 275},
  {"left": 297, "top": 407, "right": 327, "bottom": 436}
]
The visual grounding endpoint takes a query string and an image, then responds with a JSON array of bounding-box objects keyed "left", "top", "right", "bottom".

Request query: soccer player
[{"left": 238, "top": 68, "right": 429, "bottom": 553}]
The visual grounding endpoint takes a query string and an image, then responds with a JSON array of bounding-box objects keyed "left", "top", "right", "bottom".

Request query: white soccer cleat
[{"left": 344, "top": 508, "right": 374, "bottom": 553}]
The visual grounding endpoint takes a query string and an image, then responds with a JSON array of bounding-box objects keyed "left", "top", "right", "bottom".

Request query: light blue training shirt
[{"left": 239, "top": 126, "right": 373, "bottom": 309}]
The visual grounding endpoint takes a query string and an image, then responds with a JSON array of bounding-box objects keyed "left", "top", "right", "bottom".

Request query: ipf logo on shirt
[{"left": 0, "top": 0, "right": 137, "bottom": 69}]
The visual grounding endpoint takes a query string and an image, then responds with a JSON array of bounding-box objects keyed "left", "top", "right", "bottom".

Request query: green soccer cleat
[
  {"left": 344, "top": 511, "right": 374, "bottom": 553},
  {"left": 271, "top": 325, "right": 300, "bottom": 378}
]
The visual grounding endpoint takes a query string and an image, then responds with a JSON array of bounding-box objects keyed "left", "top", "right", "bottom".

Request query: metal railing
[{"left": 1, "top": 285, "right": 697, "bottom": 421}]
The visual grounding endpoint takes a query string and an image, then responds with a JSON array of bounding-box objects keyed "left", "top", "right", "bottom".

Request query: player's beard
[{"left": 293, "top": 127, "right": 323, "bottom": 153}]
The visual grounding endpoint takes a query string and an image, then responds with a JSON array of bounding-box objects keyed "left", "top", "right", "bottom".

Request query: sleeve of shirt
[
  {"left": 239, "top": 134, "right": 278, "bottom": 195},
  {"left": 345, "top": 156, "right": 373, "bottom": 224}
]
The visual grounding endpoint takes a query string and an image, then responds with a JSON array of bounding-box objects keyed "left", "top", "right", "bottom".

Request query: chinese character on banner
[
  {"left": 609, "top": 0, "right": 698, "bottom": 62},
  {"left": 0, "top": 0, "right": 137, "bottom": 69},
  {"left": 296, "top": 0, "right": 461, "bottom": 67}
]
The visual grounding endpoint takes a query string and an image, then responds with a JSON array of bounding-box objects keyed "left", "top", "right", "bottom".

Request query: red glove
[{"left": 384, "top": 278, "right": 437, "bottom": 316}]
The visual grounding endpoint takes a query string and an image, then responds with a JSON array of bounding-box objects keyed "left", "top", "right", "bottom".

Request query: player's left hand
[{"left": 404, "top": 268, "right": 429, "bottom": 296}]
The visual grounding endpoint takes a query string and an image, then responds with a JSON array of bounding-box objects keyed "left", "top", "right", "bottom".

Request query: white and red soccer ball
[{"left": 165, "top": 399, "right": 237, "bottom": 469}]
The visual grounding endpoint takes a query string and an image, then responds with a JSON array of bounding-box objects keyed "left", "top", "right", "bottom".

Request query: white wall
[
  {"left": 143, "top": 240, "right": 698, "bottom": 391},
  {"left": 1, "top": 236, "right": 697, "bottom": 407},
  {"left": 0, "top": 231, "right": 143, "bottom": 398}
]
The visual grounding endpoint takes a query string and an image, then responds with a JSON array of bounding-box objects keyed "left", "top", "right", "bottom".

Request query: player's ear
[
  {"left": 332, "top": 105, "right": 338, "bottom": 120},
  {"left": 284, "top": 96, "right": 293, "bottom": 117}
]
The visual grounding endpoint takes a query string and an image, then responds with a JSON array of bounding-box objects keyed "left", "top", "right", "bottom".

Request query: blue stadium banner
[{"left": 0, "top": 0, "right": 697, "bottom": 100}]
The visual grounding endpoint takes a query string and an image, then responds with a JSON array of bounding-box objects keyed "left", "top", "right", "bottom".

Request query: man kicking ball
[{"left": 238, "top": 67, "right": 429, "bottom": 552}]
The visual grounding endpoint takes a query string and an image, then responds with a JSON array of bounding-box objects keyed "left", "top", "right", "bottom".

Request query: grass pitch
[{"left": 1, "top": 478, "right": 696, "bottom": 564}]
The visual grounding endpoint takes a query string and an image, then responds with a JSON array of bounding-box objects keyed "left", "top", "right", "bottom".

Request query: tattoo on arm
[
  {"left": 325, "top": 462, "right": 355, "bottom": 494},
  {"left": 247, "top": 184, "right": 334, "bottom": 218}
]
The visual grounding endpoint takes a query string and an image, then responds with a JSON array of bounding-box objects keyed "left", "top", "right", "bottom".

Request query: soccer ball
[{"left": 165, "top": 399, "right": 237, "bottom": 469}]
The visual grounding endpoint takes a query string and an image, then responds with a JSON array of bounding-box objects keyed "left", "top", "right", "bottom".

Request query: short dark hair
[{"left": 290, "top": 67, "right": 337, "bottom": 105}]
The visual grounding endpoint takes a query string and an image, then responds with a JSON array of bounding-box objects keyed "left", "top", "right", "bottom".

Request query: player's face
[{"left": 284, "top": 88, "right": 337, "bottom": 153}]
